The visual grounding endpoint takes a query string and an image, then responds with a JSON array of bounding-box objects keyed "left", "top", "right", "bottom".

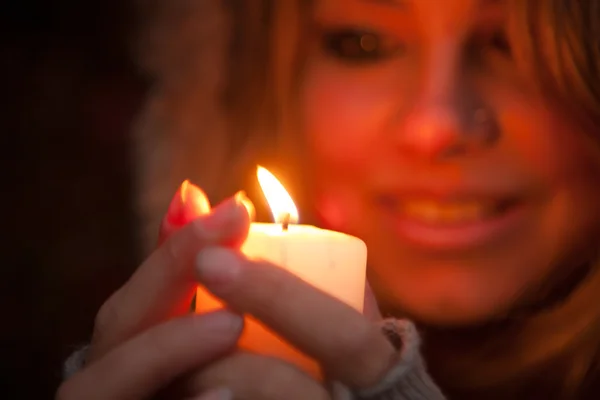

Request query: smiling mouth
[
  {"left": 399, "top": 198, "right": 517, "bottom": 225},
  {"left": 378, "top": 195, "right": 527, "bottom": 250}
]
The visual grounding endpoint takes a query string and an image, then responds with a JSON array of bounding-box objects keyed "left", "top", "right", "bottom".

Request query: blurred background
[{"left": 2, "top": 0, "right": 146, "bottom": 397}]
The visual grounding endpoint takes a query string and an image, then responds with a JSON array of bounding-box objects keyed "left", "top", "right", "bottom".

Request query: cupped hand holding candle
[
  {"left": 195, "top": 166, "right": 385, "bottom": 380},
  {"left": 60, "top": 173, "right": 398, "bottom": 400},
  {"left": 58, "top": 183, "right": 253, "bottom": 400},
  {"left": 191, "top": 167, "right": 398, "bottom": 392}
]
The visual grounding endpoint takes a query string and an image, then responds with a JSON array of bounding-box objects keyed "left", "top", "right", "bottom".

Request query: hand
[
  {"left": 57, "top": 183, "right": 252, "bottom": 400},
  {"left": 179, "top": 247, "right": 396, "bottom": 399}
]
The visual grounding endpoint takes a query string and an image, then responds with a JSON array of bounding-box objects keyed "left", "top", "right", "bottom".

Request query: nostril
[
  {"left": 399, "top": 106, "right": 465, "bottom": 159},
  {"left": 471, "top": 106, "right": 500, "bottom": 146}
]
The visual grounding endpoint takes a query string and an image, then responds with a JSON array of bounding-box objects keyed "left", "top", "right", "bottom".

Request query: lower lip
[{"left": 384, "top": 203, "right": 528, "bottom": 251}]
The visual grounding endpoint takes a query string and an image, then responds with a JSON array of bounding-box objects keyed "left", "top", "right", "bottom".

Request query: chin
[
  {"left": 401, "top": 300, "right": 513, "bottom": 327},
  {"left": 369, "top": 258, "right": 530, "bottom": 328},
  {"left": 383, "top": 293, "right": 515, "bottom": 328}
]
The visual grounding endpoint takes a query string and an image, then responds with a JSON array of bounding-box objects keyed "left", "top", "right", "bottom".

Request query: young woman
[{"left": 58, "top": 0, "right": 600, "bottom": 399}]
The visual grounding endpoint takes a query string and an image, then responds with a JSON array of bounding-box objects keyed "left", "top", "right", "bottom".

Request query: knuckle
[
  {"left": 250, "top": 357, "right": 327, "bottom": 400},
  {"left": 193, "top": 353, "right": 329, "bottom": 400},
  {"left": 160, "top": 227, "right": 195, "bottom": 281},
  {"left": 142, "top": 324, "right": 174, "bottom": 357},
  {"left": 332, "top": 324, "right": 386, "bottom": 384},
  {"left": 255, "top": 361, "right": 298, "bottom": 399},
  {"left": 247, "top": 264, "right": 290, "bottom": 308},
  {"left": 92, "top": 293, "right": 121, "bottom": 345},
  {"left": 162, "top": 233, "right": 184, "bottom": 268},
  {"left": 336, "top": 323, "right": 373, "bottom": 361},
  {"left": 134, "top": 326, "right": 178, "bottom": 384}
]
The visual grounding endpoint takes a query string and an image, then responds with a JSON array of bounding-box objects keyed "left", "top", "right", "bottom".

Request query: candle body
[{"left": 195, "top": 223, "right": 367, "bottom": 377}]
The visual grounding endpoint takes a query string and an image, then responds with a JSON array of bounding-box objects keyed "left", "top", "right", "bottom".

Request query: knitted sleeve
[
  {"left": 63, "top": 345, "right": 89, "bottom": 380},
  {"left": 331, "top": 319, "right": 446, "bottom": 400}
]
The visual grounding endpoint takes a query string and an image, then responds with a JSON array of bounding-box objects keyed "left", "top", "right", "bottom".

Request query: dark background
[{"left": 2, "top": 0, "right": 146, "bottom": 397}]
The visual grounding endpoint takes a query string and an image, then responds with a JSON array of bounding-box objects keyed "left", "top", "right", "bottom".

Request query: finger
[
  {"left": 186, "top": 352, "right": 330, "bottom": 400},
  {"left": 195, "top": 247, "right": 396, "bottom": 389},
  {"left": 159, "top": 185, "right": 255, "bottom": 248},
  {"left": 56, "top": 311, "right": 244, "bottom": 400},
  {"left": 158, "top": 180, "right": 211, "bottom": 246},
  {"left": 363, "top": 282, "right": 383, "bottom": 321},
  {"left": 187, "top": 387, "right": 233, "bottom": 400},
  {"left": 90, "top": 196, "right": 250, "bottom": 361}
]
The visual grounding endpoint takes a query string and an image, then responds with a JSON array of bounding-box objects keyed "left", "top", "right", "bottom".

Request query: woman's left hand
[{"left": 184, "top": 246, "right": 397, "bottom": 399}]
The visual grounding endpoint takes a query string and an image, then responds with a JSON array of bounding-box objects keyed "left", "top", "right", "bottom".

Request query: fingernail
[
  {"left": 235, "top": 191, "right": 256, "bottom": 222},
  {"left": 202, "top": 195, "right": 247, "bottom": 229},
  {"left": 194, "top": 387, "right": 233, "bottom": 400},
  {"left": 167, "top": 180, "right": 211, "bottom": 225},
  {"left": 196, "top": 247, "right": 241, "bottom": 286},
  {"left": 199, "top": 310, "right": 244, "bottom": 334},
  {"left": 182, "top": 181, "right": 211, "bottom": 217}
]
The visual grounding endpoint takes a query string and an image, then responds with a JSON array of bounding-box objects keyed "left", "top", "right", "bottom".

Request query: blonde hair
[{"left": 134, "top": 0, "right": 600, "bottom": 396}]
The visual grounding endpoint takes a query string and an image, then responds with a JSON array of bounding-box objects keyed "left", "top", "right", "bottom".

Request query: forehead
[
  {"left": 315, "top": 0, "right": 506, "bottom": 33},
  {"left": 317, "top": 0, "right": 502, "bottom": 8}
]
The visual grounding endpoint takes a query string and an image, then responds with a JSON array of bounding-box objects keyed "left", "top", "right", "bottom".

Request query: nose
[
  {"left": 401, "top": 104, "right": 465, "bottom": 159},
  {"left": 396, "top": 46, "right": 480, "bottom": 160}
]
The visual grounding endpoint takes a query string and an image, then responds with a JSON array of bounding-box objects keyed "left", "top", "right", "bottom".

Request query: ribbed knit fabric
[
  {"left": 63, "top": 345, "right": 89, "bottom": 380},
  {"left": 332, "top": 319, "right": 446, "bottom": 400}
]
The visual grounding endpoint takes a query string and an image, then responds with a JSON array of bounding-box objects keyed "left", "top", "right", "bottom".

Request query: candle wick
[{"left": 281, "top": 212, "right": 291, "bottom": 231}]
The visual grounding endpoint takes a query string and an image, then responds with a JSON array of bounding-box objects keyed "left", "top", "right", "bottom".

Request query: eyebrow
[
  {"left": 361, "top": 0, "right": 500, "bottom": 6},
  {"left": 361, "top": 0, "right": 407, "bottom": 7},
  {"left": 364, "top": 0, "right": 405, "bottom": 4}
]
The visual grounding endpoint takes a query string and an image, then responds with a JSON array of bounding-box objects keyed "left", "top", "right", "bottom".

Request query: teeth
[{"left": 402, "top": 200, "right": 494, "bottom": 224}]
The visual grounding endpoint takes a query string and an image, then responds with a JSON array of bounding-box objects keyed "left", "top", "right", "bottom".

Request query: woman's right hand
[{"left": 56, "top": 183, "right": 251, "bottom": 400}]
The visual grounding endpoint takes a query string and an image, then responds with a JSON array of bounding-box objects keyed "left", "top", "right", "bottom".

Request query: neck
[{"left": 380, "top": 260, "right": 594, "bottom": 397}]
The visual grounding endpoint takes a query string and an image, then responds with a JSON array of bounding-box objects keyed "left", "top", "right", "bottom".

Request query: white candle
[{"left": 196, "top": 166, "right": 367, "bottom": 377}]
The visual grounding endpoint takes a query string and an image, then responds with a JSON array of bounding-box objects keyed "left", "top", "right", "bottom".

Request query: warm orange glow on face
[{"left": 257, "top": 166, "right": 299, "bottom": 224}]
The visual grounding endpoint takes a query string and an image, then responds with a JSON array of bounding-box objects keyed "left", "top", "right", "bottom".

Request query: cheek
[
  {"left": 489, "top": 79, "right": 597, "bottom": 185},
  {"left": 502, "top": 93, "right": 600, "bottom": 239},
  {"left": 302, "top": 67, "right": 396, "bottom": 169},
  {"left": 301, "top": 68, "right": 394, "bottom": 229},
  {"left": 502, "top": 110, "right": 586, "bottom": 183}
]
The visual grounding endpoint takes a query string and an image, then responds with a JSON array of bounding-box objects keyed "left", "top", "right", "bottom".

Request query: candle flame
[{"left": 257, "top": 166, "right": 299, "bottom": 224}]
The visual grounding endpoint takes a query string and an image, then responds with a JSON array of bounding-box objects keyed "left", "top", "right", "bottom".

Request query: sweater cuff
[
  {"left": 63, "top": 345, "right": 90, "bottom": 380},
  {"left": 332, "top": 319, "right": 446, "bottom": 400}
]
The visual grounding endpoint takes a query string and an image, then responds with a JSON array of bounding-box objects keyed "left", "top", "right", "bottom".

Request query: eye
[{"left": 321, "top": 27, "right": 404, "bottom": 64}]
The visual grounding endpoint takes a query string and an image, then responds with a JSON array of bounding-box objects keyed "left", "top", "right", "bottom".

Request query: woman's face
[{"left": 302, "top": 0, "right": 600, "bottom": 325}]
